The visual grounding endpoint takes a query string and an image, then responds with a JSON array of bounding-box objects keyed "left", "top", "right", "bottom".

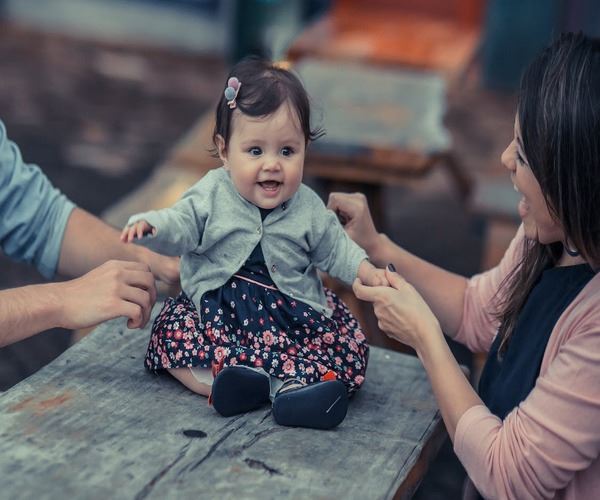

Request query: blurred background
[{"left": 1, "top": 0, "right": 599, "bottom": 497}]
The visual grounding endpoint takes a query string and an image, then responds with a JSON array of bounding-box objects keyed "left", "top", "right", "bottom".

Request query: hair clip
[{"left": 224, "top": 77, "right": 242, "bottom": 109}]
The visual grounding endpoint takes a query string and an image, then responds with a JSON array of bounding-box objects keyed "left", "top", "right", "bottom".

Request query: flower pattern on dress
[{"left": 144, "top": 277, "right": 369, "bottom": 394}]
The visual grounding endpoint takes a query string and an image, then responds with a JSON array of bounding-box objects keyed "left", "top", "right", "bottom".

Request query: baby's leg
[{"left": 168, "top": 367, "right": 212, "bottom": 397}]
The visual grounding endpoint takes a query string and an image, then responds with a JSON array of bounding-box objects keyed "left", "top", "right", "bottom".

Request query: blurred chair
[{"left": 288, "top": 0, "right": 485, "bottom": 79}]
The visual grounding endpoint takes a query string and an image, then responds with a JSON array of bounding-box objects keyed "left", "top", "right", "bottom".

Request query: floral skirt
[{"left": 144, "top": 275, "right": 369, "bottom": 394}]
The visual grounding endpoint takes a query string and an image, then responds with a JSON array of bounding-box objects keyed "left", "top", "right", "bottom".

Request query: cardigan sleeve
[
  {"left": 127, "top": 172, "right": 215, "bottom": 256},
  {"left": 454, "top": 309, "right": 600, "bottom": 498},
  {"left": 308, "top": 191, "right": 367, "bottom": 285},
  {"left": 453, "top": 225, "right": 526, "bottom": 353}
]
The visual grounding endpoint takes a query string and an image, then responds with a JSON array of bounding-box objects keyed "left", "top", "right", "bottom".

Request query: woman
[{"left": 328, "top": 33, "right": 600, "bottom": 498}]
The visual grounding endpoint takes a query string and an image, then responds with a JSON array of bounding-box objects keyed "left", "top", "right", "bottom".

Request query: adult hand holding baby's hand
[
  {"left": 353, "top": 265, "right": 442, "bottom": 353},
  {"left": 366, "top": 267, "right": 389, "bottom": 287},
  {"left": 120, "top": 220, "right": 156, "bottom": 243},
  {"left": 357, "top": 260, "right": 389, "bottom": 287}
]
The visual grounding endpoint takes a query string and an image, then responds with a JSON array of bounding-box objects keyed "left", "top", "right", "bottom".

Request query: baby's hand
[
  {"left": 367, "top": 267, "right": 389, "bottom": 287},
  {"left": 120, "top": 220, "right": 156, "bottom": 243},
  {"left": 357, "top": 260, "right": 390, "bottom": 287}
]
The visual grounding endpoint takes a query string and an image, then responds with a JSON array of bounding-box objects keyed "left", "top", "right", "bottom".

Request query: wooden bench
[
  {"left": 288, "top": 0, "right": 483, "bottom": 80},
  {"left": 0, "top": 310, "right": 446, "bottom": 498}
]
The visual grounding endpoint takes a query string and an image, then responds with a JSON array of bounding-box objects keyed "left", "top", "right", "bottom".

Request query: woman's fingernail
[{"left": 387, "top": 263, "right": 396, "bottom": 272}]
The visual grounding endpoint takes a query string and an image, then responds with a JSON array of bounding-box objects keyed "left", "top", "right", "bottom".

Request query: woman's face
[{"left": 501, "top": 116, "right": 565, "bottom": 244}]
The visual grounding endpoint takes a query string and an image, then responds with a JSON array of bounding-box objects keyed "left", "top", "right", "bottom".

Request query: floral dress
[{"left": 144, "top": 209, "right": 369, "bottom": 394}]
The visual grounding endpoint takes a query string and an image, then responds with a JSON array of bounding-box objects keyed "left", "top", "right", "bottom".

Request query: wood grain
[{"left": 0, "top": 307, "right": 445, "bottom": 499}]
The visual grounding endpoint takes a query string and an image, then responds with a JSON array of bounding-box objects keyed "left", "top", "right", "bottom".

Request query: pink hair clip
[{"left": 224, "top": 77, "right": 242, "bottom": 109}]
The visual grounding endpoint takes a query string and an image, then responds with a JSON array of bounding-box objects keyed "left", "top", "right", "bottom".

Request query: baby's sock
[
  {"left": 189, "top": 366, "right": 213, "bottom": 386},
  {"left": 269, "top": 376, "right": 284, "bottom": 401}
]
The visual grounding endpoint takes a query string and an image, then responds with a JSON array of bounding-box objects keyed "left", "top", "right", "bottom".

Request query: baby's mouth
[{"left": 258, "top": 181, "right": 282, "bottom": 191}]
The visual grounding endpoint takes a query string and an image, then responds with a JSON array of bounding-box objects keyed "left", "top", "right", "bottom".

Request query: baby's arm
[
  {"left": 309, "top": 191, "right": 378, "bottom": 285},
  {"left": 119, "top": 172, "right": 216, "bottom": 256},
  {"left": 357, "top": 259, "right": 389, "bottom": 286}
]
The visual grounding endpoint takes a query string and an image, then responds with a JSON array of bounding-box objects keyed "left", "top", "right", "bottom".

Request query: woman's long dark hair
[{"left": 494, "top": 33, "right": 600, "bottom": 355}]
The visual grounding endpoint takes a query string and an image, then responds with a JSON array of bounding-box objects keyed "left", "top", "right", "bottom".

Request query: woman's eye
[
  {"left": 281, "top": 147, "right": 294, "bottom": 157},
  {"left": 248, "top": 147, "right": 262, "bottom": 156}
]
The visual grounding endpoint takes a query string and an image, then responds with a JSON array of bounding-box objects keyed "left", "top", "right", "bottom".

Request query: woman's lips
[{"left": 518, "top": 198, "right": 529, "bottom": 218}]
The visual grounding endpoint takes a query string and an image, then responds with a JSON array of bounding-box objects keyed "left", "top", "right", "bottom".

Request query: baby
[{"left": 122, "top": 57, "right": 387, "bottom": 429}]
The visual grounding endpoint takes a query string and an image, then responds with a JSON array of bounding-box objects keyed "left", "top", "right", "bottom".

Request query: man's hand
[{"left": 56, "top": 260, "right": 157, "bottom": 330}]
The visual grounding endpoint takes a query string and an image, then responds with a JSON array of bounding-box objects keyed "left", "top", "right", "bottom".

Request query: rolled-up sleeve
[{"left": 0, "top": 121, "right": 75, "bottom": 278}]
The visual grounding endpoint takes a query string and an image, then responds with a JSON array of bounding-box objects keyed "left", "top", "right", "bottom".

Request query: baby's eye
[
  {"left": 281, "top": 146, "right": 294, "bottom": 157},
  {"left": 248, "top": 147, "right": 262, "bottom": 156}
]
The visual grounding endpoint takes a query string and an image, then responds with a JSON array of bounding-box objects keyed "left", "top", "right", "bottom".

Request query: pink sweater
[{"left": 454, "top": 226, "right": 600, "bottom": 499}]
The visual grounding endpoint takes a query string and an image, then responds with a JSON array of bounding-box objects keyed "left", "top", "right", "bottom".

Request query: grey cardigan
[{"left": 129, "top": 167, "right": 367, "bottom": 319}]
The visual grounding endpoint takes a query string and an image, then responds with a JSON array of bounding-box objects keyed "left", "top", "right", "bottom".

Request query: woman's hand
[
  {"left": 120, "top": 220, "right": 155, "bottom": 243},
  {"left": 327, "top": 192, "right": 379, "bottom": 254},
  {"left": 56, "top": 260, "right": 157, "bottom": 330},
  {"left": 353, "top": 266, "right": 443, "bottom": 352}
]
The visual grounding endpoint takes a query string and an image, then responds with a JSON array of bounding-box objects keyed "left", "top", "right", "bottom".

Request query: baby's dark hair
[{"left": 212, "top": 57, "right": 324, "bottom": 151}]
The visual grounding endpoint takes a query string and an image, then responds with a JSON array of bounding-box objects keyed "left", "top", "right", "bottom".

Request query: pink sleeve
[
  {"left": 453, "top": 225, "right": 525, "bottom": 353},
  {"left": 454, "top": 321, "right": 600, "bottom": 498}
]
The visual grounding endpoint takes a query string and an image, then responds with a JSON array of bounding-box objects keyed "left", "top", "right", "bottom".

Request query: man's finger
[
  {"left": 120, "top": 286, "right": 152, "bottom": 325},
  {"left": 122, "top": 269, "right": 156, "bottom": 291}
]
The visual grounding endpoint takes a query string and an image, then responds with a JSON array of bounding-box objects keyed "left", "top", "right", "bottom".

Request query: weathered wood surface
[{"left": 0, "top": 306, "right": 445, "bottom": 499}]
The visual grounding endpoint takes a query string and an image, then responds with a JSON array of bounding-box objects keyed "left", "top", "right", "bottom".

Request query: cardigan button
[
  {"left": 256, "top": 226, "right": 262, "bottom": 234},
  {"left": 271, "top": 264, "right": 277, "bottom": 273}
]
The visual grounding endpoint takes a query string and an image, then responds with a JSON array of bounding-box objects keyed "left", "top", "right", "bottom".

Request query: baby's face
[{"left": 220, "top": 102, "right": 306, "bottom": 209}]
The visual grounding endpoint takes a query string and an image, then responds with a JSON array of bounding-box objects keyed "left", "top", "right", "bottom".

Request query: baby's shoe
[
  {"left": 211, "top": 366, "right": 270, "bottom": 417},
  {"left": 272, "top": 379, "right": 348, "bottom": 430}
]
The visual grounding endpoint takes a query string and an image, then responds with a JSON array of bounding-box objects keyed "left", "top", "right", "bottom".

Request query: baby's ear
[{"left": 215, "top": 134, "right": 228, "bottom": 167}]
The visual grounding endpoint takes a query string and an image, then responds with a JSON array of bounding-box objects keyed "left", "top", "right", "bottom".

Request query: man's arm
[
  {"left": 0, "top": 260, "right": 156, "bottom": 347},
  {"left": 57, "top": 207, "right": 179, "bottom": 284}
]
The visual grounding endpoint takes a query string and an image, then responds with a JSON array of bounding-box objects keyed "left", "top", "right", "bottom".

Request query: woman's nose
[{"left": 501, "top": 141, "right": 515, "bottom": 172}]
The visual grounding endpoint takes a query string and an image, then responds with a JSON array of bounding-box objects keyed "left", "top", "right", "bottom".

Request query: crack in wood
[
  {"left": 179, "top": 419, "right": 247, "bottom": 476},
  {"left": 243, "top": 458, "right": 281, "bottom": 476},
  {"left": 134, "top": 441, "right": 191, "bottom": 500},
  {"left": 241, "top": 427, "right": 287, "bottom": 451}
]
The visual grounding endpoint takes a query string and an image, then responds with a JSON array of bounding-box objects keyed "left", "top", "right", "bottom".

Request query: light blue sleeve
[{"left": 0, "top": 120, "right": 76, "bottom": 278}]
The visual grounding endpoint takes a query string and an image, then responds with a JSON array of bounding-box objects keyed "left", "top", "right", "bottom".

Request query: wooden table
[
  {"left": 287, "top": 0, "right": 482, "bottom": 79},
  {"left": 0, "top": 308, "right": 446, "bottom": 499},
  {"left": 295, "top": 59, "right": 472, "bottom": 223}
]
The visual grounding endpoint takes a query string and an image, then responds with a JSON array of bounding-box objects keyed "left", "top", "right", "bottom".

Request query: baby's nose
[{"left": 263, "top": 156, "right": 281, "bottom": 170}]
